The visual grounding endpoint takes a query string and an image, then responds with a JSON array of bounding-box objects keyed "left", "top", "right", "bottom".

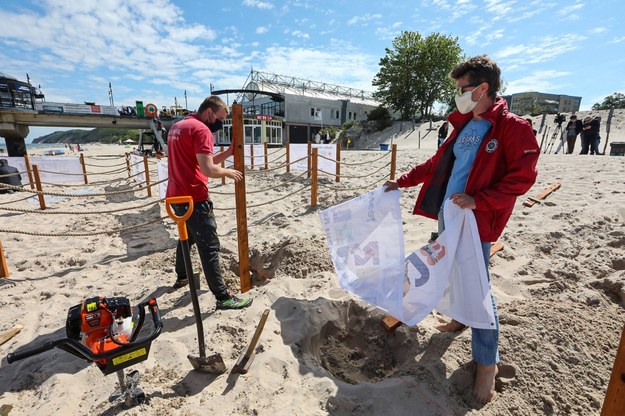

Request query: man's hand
[
  {"left": 384, "top": 180, "right": 399, "bottom": 192},
  {"left": 225, "top": 168, "right": 243, "bottom": 182},
  {"left": 450, "top": 192, "right": 476, "bottom": 209}
]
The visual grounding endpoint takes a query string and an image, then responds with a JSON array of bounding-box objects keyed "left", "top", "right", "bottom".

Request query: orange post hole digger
[{"left": 165, "top": 196, "right": 227, "bottom": 374}]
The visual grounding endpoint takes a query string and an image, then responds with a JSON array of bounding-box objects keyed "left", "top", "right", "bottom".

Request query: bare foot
[
  {"left": 473, "top": 363, "right": 498, "bottom": 404},
  {"left": 435, "top": 319, "right": 467, "bottom": 332}
]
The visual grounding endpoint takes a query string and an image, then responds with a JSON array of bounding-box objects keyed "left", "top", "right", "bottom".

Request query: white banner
[
  {"left": 156, "top": 159, "right": 168, "bottom": 199},
  {"left": 6, "top": 156, "right": 83, "bottom": 184},
  {"left": 129, "top": 154, "right": 146, "bottom": 186},
  {"left": 320, "top": 187, "right": 495, "bottom": 329},
  {"left": 289, "top": 143, "right": 336, "bottom": 175}
]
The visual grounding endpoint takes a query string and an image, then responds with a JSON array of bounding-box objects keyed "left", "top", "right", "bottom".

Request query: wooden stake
[
  {"left": 0, "top": 324, "right": 23, "bottom": 346},
  {"left": 286, "top": 141, "right": 291, "bottom": 173},
  {"left": 523, "top": 183, "right": 561, "bottom": 207},
  {"left": 32, "top": 164, "right": 46, "bottom": 210},
  {"left": 602, "top": 324, "right": 625, "bottom": 416},
  {"left": 390, "top": 144, "right": 397, "bottom": 180},
  {"left": 307, "top": 141, "right": 312, "bottom": 179},
  {"left": 23, "top": 154, "right": 34, "bottom": 189},
  {"left": 382, "top": 316, "right": 402, "bottom": 331},
  {"left": 264, "top": 143, "right": 268, "bottom": 170},
  {"left": 79, "top": 153, "right": 88, "bottom": 184},
  {"left": 232, "top": 104, "right": 251, "bottom": 293},
  {"left": 250, "top": 144, "right": 254, "bottom": 169},
  {"left": 220, "top": 146, "right": 226, "bottom": 185},
  {"left": 311, "top": 148, "right": 318, "bottom": 207},
  {"left": 143, "top": 156, "right": 151, "bottom": 197},
  {"left": 125, "top": 152, "right": 131, "bottom": 177},
  {"left": 335, "top": 142, "right": 340, "bottom": 183},
  {"left": 0, "top": 240, "right": 9, "bottom": 278}
]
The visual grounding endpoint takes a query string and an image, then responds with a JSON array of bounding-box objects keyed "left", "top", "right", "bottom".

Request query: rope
[
  {"left": 83, "top": 160, "right": 129, "bottom": 168},
  {"left": 88, "top": 165, "right": 131, "bottom": 175},
  {"left": 214, "top": 183, "right": 311, "bottom": 210},
  {"left": 0, "top": 182, "right": 153, "bottom": 197},
  {"left": 266, "top": 147, "right": 284, "bottom": 157},
  {"left": 0, "top": 198, "right": 164, "bottom": 215},
  {"left": 319, "top": 160, "right": 391, "bottom": 179},
  {"left": 245, "top": 154, "right": 308, "bottom": 175},
  {"left": 0, "top": 193, "right": 32, "bottom": 204},
  {"left": 318, "top": 150, "right": 391, "bottom": 166},
  {"left": 319, "top": 173, "right": 391, "bottom": 192},
  {"left": 0, "top": 171, "right": 24, "bottom": 178},
  {"left": 0, "top": 216, "right": 168, "bottom": 237}
]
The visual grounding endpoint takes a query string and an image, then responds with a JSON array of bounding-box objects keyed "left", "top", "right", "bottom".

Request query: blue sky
[{"left": 1, "top": 0, "right": 624, "bottom": 142}]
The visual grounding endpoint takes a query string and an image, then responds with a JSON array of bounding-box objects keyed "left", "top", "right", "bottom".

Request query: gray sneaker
[{"left": 216, "top": 295, "right": 253, "bottom": 310}]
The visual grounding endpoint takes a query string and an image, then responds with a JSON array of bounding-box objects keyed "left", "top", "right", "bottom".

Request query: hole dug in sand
[{"left": 315, "top": 301, "right": 425, "bottom": 384}]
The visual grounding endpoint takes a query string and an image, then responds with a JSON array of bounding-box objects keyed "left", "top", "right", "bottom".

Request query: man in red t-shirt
[{"left": 166, "top": 95, "right": 252, "bottom": 310}]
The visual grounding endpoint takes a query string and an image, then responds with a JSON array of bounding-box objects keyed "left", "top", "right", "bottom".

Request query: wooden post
[
  {"left": 32, "top": 164, "right": 46, "bottom": 210},
  {"left": 79, "top": 153, "right": 88, "bottom": 184},
  {"left": 23, "top": 154, "right": 34, "bottom": 189},
  {"left": 311, "top": 148, "right": 318, "bottom": 207},
  {"left": 418, "top": 131, "right": 421, "bottom": 149},
  {"left": 286, "top": 141, "right": 291, "bottom": 173},
  {"left": 125, "top": 152, "right": 131, "bottom": 177},
  {"left": 143, "top": 156, "right": 151, "bottom": 197},
  {"left": 264, "top": 143, "right": 268, "bottom": 170},
  {"left": 602, "top": 324, "right": 625, "bottom": 416},
  {"left": 307, "top": 141, "right": 312, "bottom": 179},
  {"left": 232, "top": 104, "right": 251, "bottom": 293},
  {"left": 390, "top": 144, "right": 397, "bottom": 180},
  {"left": 0, "top": 240, "right": 9, "bottom": 278},
  {"left": 602, "top": 107, "right": 614, "bottom": 155},
  {"left": 335, "top": 142, "right": 340, "bottom": 183},
  {"left": 221, "top": 146, "right": 226, "bottom": 185},
  {"left": 250, "top": 144, "right": 254, "bottom": 169}
]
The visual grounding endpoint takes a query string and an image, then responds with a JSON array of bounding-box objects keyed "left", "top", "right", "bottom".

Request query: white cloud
[
  {"left": 242, "top": 0, "right": 274, "bottom": 10},
  {"left": 506, "top": 70, "right": 572, "bottom": 94},
  {"left": 256, "top": 26, "right": 269, "bottom": 34},
  {"left": 347, "top": 13, "right": 382, "bottom": 26}
]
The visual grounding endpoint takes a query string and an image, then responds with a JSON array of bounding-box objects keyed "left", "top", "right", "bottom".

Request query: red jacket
[{"left": 397, "top": 98, "right": 539, "bottom": 242}]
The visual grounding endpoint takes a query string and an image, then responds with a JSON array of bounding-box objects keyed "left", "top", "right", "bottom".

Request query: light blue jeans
[{"left": 438, "top": 210, "right": 500, "bottom": 366}]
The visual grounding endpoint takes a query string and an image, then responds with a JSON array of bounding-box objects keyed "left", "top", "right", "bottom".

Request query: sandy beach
[{"left": 1, "top": 110, "right": 625, "bottom": 415}]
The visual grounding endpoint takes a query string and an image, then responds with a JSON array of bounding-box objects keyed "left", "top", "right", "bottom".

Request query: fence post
[
  {"left": 125, "top": 153, "right": 131, "bottom": 177},
  {"left": 311, "top": 148, "right": 318, "bottom": 207},
  {"left": 335, "top": 142, "right": 341, "bottom": 183},
  {"left": 307, "top": 141, "right": 312, "bottom": 179},
  {"left": 32, "top": 164, "right": 46, "bottom": 210},
  {"left": 390, "top": 144, "right": 397, "bottom": 180},
  {"left": 79, "top": 153, "right": 88, "bottom": 184},
  {"left": 23, "top": 154, "right": 34, "bottom": 189},
  {"left": 418, "top": 131, "right": 421, "bottom": 149},
  {"left": 601, "top": 324, "right": 625, "bottom": 415},
  {"left": 221, "top": 146, "right": 226, "bottom": 185},
  {"left": 232, "top": 103, "right": 251, "bottom": 293},
  {"left": 0, "top": 240, "right": 8, "bottom": 278},
  {"left": 264, "top": 143, "right": 268, "bottom": 170},
  {"left": 286, "top": 141, "right": 291, "bottom": 173},
  {"left": 143, "top": 156, "right": 151, "bottom": 197}
]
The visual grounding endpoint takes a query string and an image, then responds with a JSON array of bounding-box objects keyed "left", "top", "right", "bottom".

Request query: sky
[{"left": 1, "top": 0, "right": 624, "bottom": 142}]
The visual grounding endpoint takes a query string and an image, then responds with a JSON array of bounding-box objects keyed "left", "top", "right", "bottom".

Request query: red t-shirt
[{"left": 166, "top": 114, "right": 214, "bottom": 202}]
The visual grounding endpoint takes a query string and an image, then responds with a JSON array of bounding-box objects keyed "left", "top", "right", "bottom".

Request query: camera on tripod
[{"left": 554, "top": 113, "right": 566, "bottom": 126}]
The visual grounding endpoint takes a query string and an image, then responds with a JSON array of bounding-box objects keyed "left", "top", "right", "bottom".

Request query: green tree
[
  {"left": 592, "top": 93, "right": 625, "bottom": 110},
  {"left": 372, "top": 31, "right": 463, "bottom": 120}
]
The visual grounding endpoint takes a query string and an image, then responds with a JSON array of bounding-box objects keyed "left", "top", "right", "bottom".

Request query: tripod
[{"left": 545, "top": 123, "right": 563, "bottom": 154}]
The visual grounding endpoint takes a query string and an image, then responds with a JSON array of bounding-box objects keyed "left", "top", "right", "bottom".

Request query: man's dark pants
[{"left": 172, "top": 200, "right": 229, "bottom": 300}]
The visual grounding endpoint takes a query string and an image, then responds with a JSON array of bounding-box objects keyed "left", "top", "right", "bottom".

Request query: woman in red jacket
[{"left": 385, "top": 55, "right": 539, "bottom": 403}]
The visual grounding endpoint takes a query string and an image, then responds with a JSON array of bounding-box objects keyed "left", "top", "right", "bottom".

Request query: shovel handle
[{"left": 165, "top": 196, "right": 194, "bottom": 241}]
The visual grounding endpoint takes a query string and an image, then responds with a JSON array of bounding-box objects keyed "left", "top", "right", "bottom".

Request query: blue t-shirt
[{"left": 443, "top": 119, "right": 491, "bottom": 202}]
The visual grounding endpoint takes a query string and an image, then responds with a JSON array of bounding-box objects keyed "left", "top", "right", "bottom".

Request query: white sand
[{"left": 1, "top": 110, "right": 624, "bottom": 415}]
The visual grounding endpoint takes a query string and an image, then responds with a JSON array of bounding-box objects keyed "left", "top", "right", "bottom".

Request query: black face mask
[{"left": 208, "top": 118, "right": 223, "bottom": 133}]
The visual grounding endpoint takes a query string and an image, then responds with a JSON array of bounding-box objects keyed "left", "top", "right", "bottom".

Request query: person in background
[
  {"left": 438, "top": 121, "right": 449, "bottom": 147},
  {"left": 166, "top": 95, "right": 252, "bottom": 310},
  {"left": 580, "top": 116, "right": 600, "bottom": 155},
  {"left": 590, "top": 116, "right": 602, "bottom": 155},
  {"left": 565, "top": 115, "right": 583, "bottom": 154},
  {"left": 384, "top": 55, "right": 539, "bottom": 403},
  {"left": 0, "top": 159, "right": 22, "bottom": 194}
]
